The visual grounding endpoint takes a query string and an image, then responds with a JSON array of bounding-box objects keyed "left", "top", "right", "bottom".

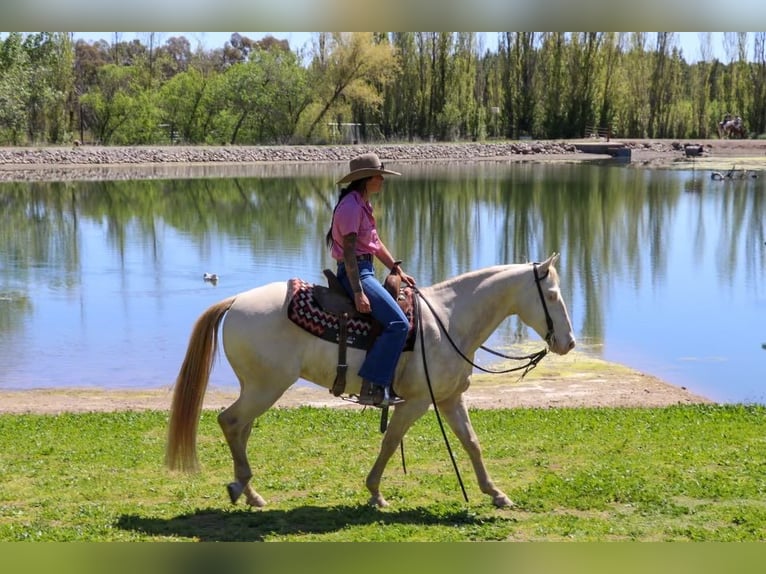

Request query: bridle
[{"left": 532, "top": 261, "right": 556, "bottom": 347}]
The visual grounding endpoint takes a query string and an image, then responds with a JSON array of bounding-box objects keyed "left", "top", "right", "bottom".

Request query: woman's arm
[{"left": 342, "top": 233, "right": 371, "bottom": 313}]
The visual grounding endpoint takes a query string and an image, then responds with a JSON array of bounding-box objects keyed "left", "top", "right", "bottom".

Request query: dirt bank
[{"left": 0, "top": 350, "right": 712, "bottom": 415}]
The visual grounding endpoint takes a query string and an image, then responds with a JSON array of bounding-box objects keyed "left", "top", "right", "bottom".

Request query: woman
[{"left": 325, "top": 152, "right": 416, "bottom": 407}]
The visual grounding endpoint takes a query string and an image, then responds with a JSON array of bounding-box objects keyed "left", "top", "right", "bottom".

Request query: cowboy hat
[{"left": 336, "top": 153, "right": 401, "bottom": 185}]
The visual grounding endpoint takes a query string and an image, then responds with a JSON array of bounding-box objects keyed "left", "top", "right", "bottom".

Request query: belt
[{"left": 337, "top": 253, "right": 373, "bottom": 265}]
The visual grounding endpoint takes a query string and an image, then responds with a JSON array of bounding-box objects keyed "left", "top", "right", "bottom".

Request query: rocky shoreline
[
  {"left": 0, "top": 140, "right": 677, "bottom": 183},
  {"left": 3, "top": 138, "right": 764, "bottom": 183},
  {"left": 0, "top": 141, "right": 583, "bottom": 166}
]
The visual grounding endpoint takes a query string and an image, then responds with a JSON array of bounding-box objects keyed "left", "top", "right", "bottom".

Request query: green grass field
[{"left": 1, "top": 404, "right": 765, "bottom": 541}]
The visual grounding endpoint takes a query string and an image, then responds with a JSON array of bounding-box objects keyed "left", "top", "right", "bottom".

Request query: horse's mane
[
  {"left": 427, "top": 265, "right": 510, "bottom": 292},
  {"left": 423, "top": 261, "right": 560, "bottom": 299}
]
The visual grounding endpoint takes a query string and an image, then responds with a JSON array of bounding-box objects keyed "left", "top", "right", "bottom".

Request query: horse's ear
[{"left": 539, "top": 252, "right": 559, "bottom": 272}]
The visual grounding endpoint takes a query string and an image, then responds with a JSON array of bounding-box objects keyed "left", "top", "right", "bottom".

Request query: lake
[{"left": 0, "top": 161, "right": 763, "bottom": 403}]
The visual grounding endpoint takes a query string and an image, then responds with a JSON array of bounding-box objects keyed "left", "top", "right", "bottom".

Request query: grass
[{"left": 1, "top": 404, "right": 765, "bottom": 541}]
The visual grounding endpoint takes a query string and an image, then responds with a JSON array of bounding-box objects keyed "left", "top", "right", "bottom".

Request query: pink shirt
[{"left": 330, "top": 191, "right": 381, "bottom": 261}]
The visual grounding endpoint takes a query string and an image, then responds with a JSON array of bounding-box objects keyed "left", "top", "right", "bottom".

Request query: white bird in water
[{"left": 203, "top": 273, "right": 219, "bottom": 284}]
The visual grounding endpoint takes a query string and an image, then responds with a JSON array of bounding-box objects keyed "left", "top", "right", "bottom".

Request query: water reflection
[{"left": 0, "top": 164, "right": 763, "bottom": 402}]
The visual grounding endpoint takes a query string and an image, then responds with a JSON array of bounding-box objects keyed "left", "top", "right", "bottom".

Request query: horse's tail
[{"left": 166, "top": 295, "right": 237, "bottom": 473}]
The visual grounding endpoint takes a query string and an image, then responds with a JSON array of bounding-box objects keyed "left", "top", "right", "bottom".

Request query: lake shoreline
[{"left": 2, "top": 138, "right": 766, "bottom": 182}]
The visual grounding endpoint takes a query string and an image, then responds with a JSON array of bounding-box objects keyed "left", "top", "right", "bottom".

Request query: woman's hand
[
  {"left": 391, "top": 262, "right": 416, "bottom": 287},
  {"left": 398, "top": 270, "right": 416, "bottom": 287},
  {"left": 354, "top": 291, "right": 372, "bottom": 313}
]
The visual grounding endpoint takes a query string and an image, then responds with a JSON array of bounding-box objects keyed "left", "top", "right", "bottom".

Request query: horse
[
  {"left": 718, "top": 116, "right": 746, "bottom": 139},
  {"left": 166, "top": 253, "right": 576, "bottom": 508}
]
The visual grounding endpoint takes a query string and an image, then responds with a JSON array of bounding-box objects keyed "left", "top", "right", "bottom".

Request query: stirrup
[{"left": 357, "top": 381, "right": 404, "bottom": 408}]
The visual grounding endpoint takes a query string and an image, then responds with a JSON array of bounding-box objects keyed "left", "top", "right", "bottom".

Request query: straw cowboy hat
[{"left": 336, "top": 152, "right": 401, "bottom": 185}]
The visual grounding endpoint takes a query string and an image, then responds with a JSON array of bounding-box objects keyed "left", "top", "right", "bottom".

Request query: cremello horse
[{"left": 166, "top": 253, "right": 575, "bottom": 508}]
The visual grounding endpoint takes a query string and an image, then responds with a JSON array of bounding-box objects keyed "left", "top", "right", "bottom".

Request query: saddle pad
[{"left": 286, "top": 278, "right": 416, "bottom": 352}]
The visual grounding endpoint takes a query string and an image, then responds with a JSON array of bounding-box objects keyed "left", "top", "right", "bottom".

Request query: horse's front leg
[
  {"left": 365, "top": 399, "right": 430, "bottom": 507},
  {"left": 439, "top": 392, "right": 513, "bottom": 508}
]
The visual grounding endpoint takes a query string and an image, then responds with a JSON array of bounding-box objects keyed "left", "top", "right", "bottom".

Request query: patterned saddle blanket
[{"left": 286, "top": 278, "right": 417, "bottom": 352}]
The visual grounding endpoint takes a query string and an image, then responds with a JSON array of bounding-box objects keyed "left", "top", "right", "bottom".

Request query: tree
[
  {"left": 596, "top": 32, "right": 623, "bottom": 135},
  {"left": 691, "top": 33, "right": 714, "bottom": 137},
  {"left": 17, "top": 32, "right": 75, "bottom": 143},
  {"left": 79, "top": 64, "right": 159, "bottom": 144},
  {"left": 621, "top": 33, "right": 651, "bottom": 137},
  {"left": 751, "top": 33, "right": 766, "bottom": 135},
  {"left": 500, "top": 32, "right": 540, "bottom": 138},
  {"left": 385, "top": 32, "right": 420, "bottom": 140},
  {"left": 565, "top": 32, "right": 601, "bottom": 138},
  {"left": 247, "top": 47, "right": 311, "bottom": 144},
  {"left": 157, "top": 68, "right": 210, "bottom": 143},
  {"left": 304, "top": 32, "right": 398, "bottom": 141},
  {"left": 647, "top": 32, "right": 676, "bottom": 137},
  {"left": 444, "top": 32, "right": 479, "bottom": 140},
  {"left": 0, "top": 33, "right": 31, "bottom": 144}
]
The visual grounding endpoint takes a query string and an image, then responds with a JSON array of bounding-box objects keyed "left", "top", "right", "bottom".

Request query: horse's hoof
[
  {"left": 367, "top": 494, "right": 389, "bottom": 508},
  {"left": 492, "top": 494, "right": 514, "bottom": 508},
  {"left": 246, "top": 493, "right": 267, "bottom": 508},
  {"left": 227, "top": 482, "right": 244, "bottom": 504}
]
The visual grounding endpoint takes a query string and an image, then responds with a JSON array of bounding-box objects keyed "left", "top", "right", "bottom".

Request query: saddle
[{"left": 286, "top": 270, "right": 417, "bottom": 397}]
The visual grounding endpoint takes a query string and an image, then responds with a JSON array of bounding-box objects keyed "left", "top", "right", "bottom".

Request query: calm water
[{"left": 0, "top": 161, "right": 763, "bottom": 403}]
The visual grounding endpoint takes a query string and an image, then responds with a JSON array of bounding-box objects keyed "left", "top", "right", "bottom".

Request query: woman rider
[{"left": 325, "top": 153, "right": 416, "bottom": 407}]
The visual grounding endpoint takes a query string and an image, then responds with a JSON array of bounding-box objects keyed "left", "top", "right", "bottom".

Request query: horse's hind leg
[
  {"left": 217, "top": 382, "right": 288, "bottom": 507},
  {"left": 439, "top": 392, "right": 513, "bottom": 508}
]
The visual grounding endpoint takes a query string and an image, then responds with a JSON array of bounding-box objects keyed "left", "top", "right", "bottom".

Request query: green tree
[
  {"left": 248, "top": 47, "right": 311, "bottom": 144},
  {"left": 621, "top": 33, "right": 651, "bottom": 137},
  {"left": 19, "top": 32, "right": 75, "bottom": 144},
  {"left": 537, "top": 33, "right": 566, "bottom": 138},
  {"left": 304, "top": 32, "right": 399, "bottom": 141},
  {"left": 751, "top": 33, "right": 766, "bottom": 135},
  {"left": 690, "top": 33, "right": 714, "bottom": 137},
  {"left": 157, "top": 67, "right": 210, "bottom": 143},
  {"left": 445, "top": 32, "right": 479, "bottom": 140},
  {"left": 79, "top": 64, "right": 159, "bottom": 144},
  {"left": 0, "top": 33, "right": 31, "bottom": 144},
  {"left": 595, "top": 32, "right": 623, "bottom": 135},
  {"left": 565, "top": 32, "right": 600, "bottom": 138},
  {"left": 385, "top": 32, "right": 420, "bottom": 140}
]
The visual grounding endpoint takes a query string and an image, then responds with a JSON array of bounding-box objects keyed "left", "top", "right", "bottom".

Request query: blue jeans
[{"left": 337, "top": 260, "right": 408, "bottom": 388}]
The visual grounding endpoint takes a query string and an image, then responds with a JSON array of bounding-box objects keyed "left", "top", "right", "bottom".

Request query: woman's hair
[{"left": 325, "top": 177, "right": 370, "bottom": 249}]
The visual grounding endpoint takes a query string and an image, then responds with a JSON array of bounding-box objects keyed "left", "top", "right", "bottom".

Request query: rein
[{"left": 410, "top": 262, "right": 555, "bottom": 502}]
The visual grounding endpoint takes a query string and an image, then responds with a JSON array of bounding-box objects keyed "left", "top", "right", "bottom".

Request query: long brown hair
[{"left": 325, "top": 177, "right": 370, "bottom": 249}]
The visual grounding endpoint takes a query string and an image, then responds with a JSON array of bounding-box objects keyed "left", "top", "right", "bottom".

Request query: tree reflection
[{"left": 0, "top": 164, "right": 763, "bottom": 351}]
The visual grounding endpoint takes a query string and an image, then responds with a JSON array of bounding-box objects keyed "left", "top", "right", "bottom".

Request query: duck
[{"left": 203, "top": 273, "right": 219, "bottom": 284}]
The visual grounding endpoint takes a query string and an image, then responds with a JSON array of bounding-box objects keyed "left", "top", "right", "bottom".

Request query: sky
[{"left": 69, "top": 31, "right": 731, "bottom": 63}]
